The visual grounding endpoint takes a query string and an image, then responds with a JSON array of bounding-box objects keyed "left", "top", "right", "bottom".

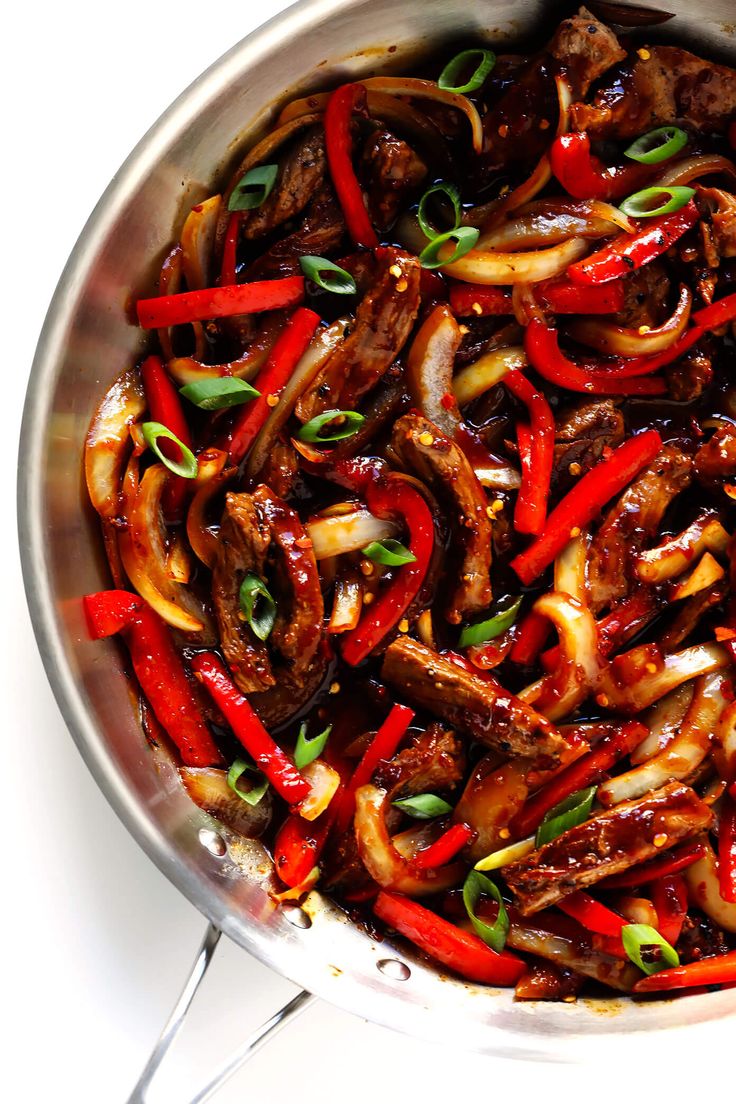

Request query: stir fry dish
[{"left": 84, "top": 6, "right": 736, "bottom": 1001}]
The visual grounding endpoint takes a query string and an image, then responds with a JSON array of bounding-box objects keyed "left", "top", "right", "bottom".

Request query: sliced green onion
[
  {"left": 474, "top": 836, "right": 535, "bottom": 872},
  {"left": 179, "top": 377, "right": 260, "bottom": 410},
  {"left": 294, "top": 721, "right": 332, "bottom": 770},
  {"left": 419, "top": 225, "right": 479, "bottom": 270},
  {"left": 462, "top": 870, "right": 509, "bottom": 953},
  {"left": 458, "top": 596, "right": 522, "bottom": 649},
  {"left": 624, "top": 126, "right": 688, "bottom": 165},
  {"left": 438, "top": 48, "right": 496, "bottom": 95},
  {"left": 227, "top": 758, "right": 269, "bottom": 806},
  {"left": 239, "top": 573, "right": 276, "bottom": 642},
  {"left": 141, "top": 421, "right": 198, "bottom": 479},
  {"left": 228, "top": 164, "right": 279, "bottom": 211},
  {"left": 535, "top": 785, "right": 596, "bottom": 848},
  {"left": 299, "top": 255, "right": 357, "bottom": 295},
  {"left": 417, "top": 182, "right": 461, "bottom": 239},
  {"left": 392, "top": 793, "right": 453, "bottom": 819},
  {"left": 621, "top": 923, "right": 680, "bottom": 976},
  {"left": 296, "top": 409, "right": 365, "bottom": 443},
  {"left": 619, "top": 185, "right": 695, "bottom": 219},
  {"left": 361, "top": 539, "right": 417, "bottom": 566}
]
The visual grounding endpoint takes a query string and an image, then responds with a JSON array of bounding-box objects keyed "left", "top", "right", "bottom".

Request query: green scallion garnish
[
  {"left": 227, "top": 758, "right": 269, "bottom": 806},
  {"left": 621, "top": 923, "right": 680, "bottom": 976},
  {"left": 141, "top": 421, "right": 198, "bottom": 479},
  {"left": 438, "top": 48, "right": 496, "bottom": 95},
  {"left": 462, "top": 869, "right": 509, "bottom": 953},
  {"left": 239, "top": 573, "right": 277, "bottom": 642},
  {"left": 361, "top": 539, "right": 417, "bottom": 566},
  {"left": 228, "top": 164, "right": 279, "bottom": 212},
  {"left": 417, "top": 181, "right": 462, "bottom": 240},
  {"left": 619, "top": 185, "right": 695, "bottom": 219},
  {"left": 179, "top": 377, "right": 260, "bottom": 410},
  {"left": 419, "top": 225, "right": 479, "bottom": 270},
  {"left": 296, "top": 409, "right": 365, "bottom": 443},
  {"left": 392, "top": 793, "right": 454, "bottom": 819},
  {"left": 458, "top": 596, "right": 522, "bottom": 649},
  {"left": 535, "top": 786, "right": 597, "bottom": 848},
  {"left": 294, "top": 721, "right": 332, "bottom": 770},
  {"left": 299, "top": 255, "right": 357, "bottom": 295},
  {"left": 624, "top": 126, "right": 688, "bottom": 165}
]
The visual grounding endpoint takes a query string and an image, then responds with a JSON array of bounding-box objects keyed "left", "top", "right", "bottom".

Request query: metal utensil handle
[{"left": 127, "top": 921, "right": 316, "bottom": 1104}]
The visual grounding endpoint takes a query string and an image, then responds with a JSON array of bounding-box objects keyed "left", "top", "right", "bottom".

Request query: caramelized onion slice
[
  {"left": 85, "top": 368, "right": 146, "bottom": 519},
  {"left": 568, "top": 285, "right": 692, "bottom": 357},
  {"left": 685, "top": 841, "right": 736, "bottom": 934},
  {"left": 186, "top": 466, "right": 237, "bottom": 569},
  {"left": 360, "top": 77, "right": 483, "bottom": 154},
  {"left": 180, "top": 767, "right": 273, "bottom": 839},
  {"left": 597, "top": 642, "right": 730, "bottom": 714},
  {"left": 168, "top": 313, "right": 285, "bottom": 386},
  {"left": 306, "top": 507, "right": 398, "bottom": 560},
  {"left": 441, "top": 236, "right": 589, "bottom": 286},
  {"left": 656, "top": 154, "right": 736, "bottom": 187},
  {"left": 477, "top": 202, "right": 632, "bottom": 251},
  {"left": 329, "top": 574, "right": 364, "bottom": 633},
  {"left": 716, "top": 701, "right": 736, "bottom": 782},
  {"left": 670, "top": 551, "right": 727, "bottom": 601},
  {"left": 453, "top": 346, "right": 527, "bottom": 407},
  {"left": 519, "top": 592, "right": 602, "bottom": 721},
  {"left": 180, "top": 194, "right": 222, "bottom": 291},
  {"left": 629, "top": 683, "right": 694, "bottom": 766},
  {"left": 634, "top": 513, "right": 730, "bottom": 584},
  {"left": 406, "top": 303, "right": 462, "bottom": 438},
  {"left": 553, "top": 530, "right": 589, "bottom": 603},
  {"left": 298, "top": 760, "right": 340, "bottom": 821}
]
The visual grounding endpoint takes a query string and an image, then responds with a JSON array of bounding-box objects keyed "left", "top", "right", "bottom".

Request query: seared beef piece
[
  {"left": 330, "top": 370, "right": 408, "bottom": 460},
  {"left": 251, "top": 435, "right": 300, "bottom": 499},
  {"left": 697, "top": 186, "right": 736, "bottom": 259},
  {"left": 659, "top": 582, "right": 727, "bottom": 652},
  {"left": 504, "top": 783, "right": 713, "bottom": 915},
  {"left": 246, "top": 182, "right": 345, "bottom": 279},
  {"left": 552, "top": 399, "right": 624, "bottom": 491},
  {"left": 694, "top": 424, "right": 736, "bottom": 489},
  {"left": 588, "top": 446, "right": 693, "bottom": 614},
  {"left": 615, "top": 262, "right": 671, "bottom": 329},
  {"left": 373, "top": 723, "right": 465, "bottom": 798},
  {"left": 361, "top": 128, "right": 427, "bottom": 232},
  {"left": 570, "top": 46, "right": 736, "bottom": 139},
  {"left": 243, "top": 127, "right": 327, "bottom": 240},
  {"left": 676, "top": 910, "right": 730, "bottom": 963},
  {"left": 296, "top": 247, "right": 421, "bottom": 421},
  {"left": 514, "top": 960, "right": 584, "bottom": 1001},
  {"left": 248, "top": 651, "right": 329, "bottom": 730},
  {"left": 548, "top": 9, "right": 626, "bottom": 97},
  {"left": 381, "top": 636, "right": 568, "bottom": 765},
  {"left": 664, "top": 346, "right": 713, "bottom": 402},
  {"left": 390, "top": 412, "right": 493, "bottom": 624},
  {"left": 212, "top": 486, "right": 324, "bottom": 696}
]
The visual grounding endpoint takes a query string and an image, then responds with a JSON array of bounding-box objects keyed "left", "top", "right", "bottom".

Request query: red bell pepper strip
[
  {"left": 556, "top": 891, "right": 625, "bottom": 937},
  {"left": 141, "top": 355, "right": 193, "bottom": 520},
  {"left": 413, "top": 823, "right": 474, "bottom": 871},
  {"left": 224, "top": 306, "right": 321, "bottom": 464},
  {"left": 718, "top": 793, "right": 736, "bottom": 904},
  {"left": 524, "top": 318, "right": 667, "bottom": 395},
  {"left": 511, "top": 427, "right": 662, "bottom": 585},
  {"left": 373, "top": 890, "right": 525, "bottom": 986},
  {"left": 273, "top": 800, "right": 340, "bottom": 888},
  {"left": 505, "top": 371, "right": 554, "bottom": 536},
  {"left": 190, "top": 652, "right": 311, "bottom": 804},
  {"left": 633, "top": 949, "right": 736, "bottom": 992},
  {"left": 600, "top": 839, "right": 708, "bottom": 889},
  {"left": 220, "top": 212, "right": 241, "bottom": 287},
  {"left": 324, "top": 83, "right": 378, "bottom": 249},
  {"left": 510, "top": 721, "right": 647, "bottom": 839},
  {"left": 448, "top": 280, "right": 625, "bottom": 318},
  {"left": 333, "top": 702, "right": 414, "bottom": 836},
  {"left": 567, "top": 200, "right": 699, "bottom": 285},
  {"left": 549, "top": 132, "right": 653, "bottom": 201},
  {"left": 509, "top": 609, "right": 551, "bottom": 666},
  {"left": 340, "top": 477, "right": 434, "bottom": 666},
  {"left": 693, "top": 289, "right": 736, "bottom": 331},
  {"left": 650, "top": 874, "right": 688, "bottom": 946},
  {"left": 136, "top": 275, "right": 305, "bottom": 329},
  {"left": 83, "top": 591, "right": 223, "bottom": 768}
]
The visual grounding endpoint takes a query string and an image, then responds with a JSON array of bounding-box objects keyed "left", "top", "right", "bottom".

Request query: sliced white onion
[
  {"left": 716, "top": 701, "right": 736, "bottom": 782},
  {"left": 597, "top": 642, "right": 730, "bottom": 714},
  {"left": 186, "top": 467, "right": 236, "bottom": 569},
  {"left": 670, "top": 551, "right": 727, "bottom": 601},
  {"left": 406, "top": 303, "right": 462, "bottom": 438},
  {"left": 360, "top": 76, "right": 484, "bottom": 153},
  {"left": 554, "top": 530, "right": 589, "bottom": 603},
  {"left": 180, "top": 194, "right": 222, "bottom": 291},
  {"left": 180, "top": 767, "right": 272, "bottom": 838},
  {"left": 167, "top": 314, "right": 284, "bottom": 386},
  {"left": 635, "top": 514, "right": 730, "bottom": 584},
  {"left": 298, "top": 759, "right": 340, "bottom": 821},
  {"left": 453, "top": 347, "right": 527, "bottom": 407},
  {"left": 442, "top": 236, "right": 589, "bottom": 286},
  {"left": 568, "top": 284, "right": 692, "bottom": 357},
  {"left": 519, "top": 592, "right": 602, "bottom": 721},
  {"left": 629, "top": 683, "right": 694, "bottom": 766},
  {"left": 329, "top": 574, "right": 364, "bottom": 634},
  {"left": 454, "top": 759, "right": 530, "bottom": 863},
  {"left": 306, "top": 507, "right": 398, "bottom": 561},
  {"left": 84, "top": 368, "right": 146, "bottom": 519},
  {"left": 657, "top": 153, "right": 736, "bottom": 187},
  {"left": 684, "top": 842, "right": 736, "bottom": 934}
]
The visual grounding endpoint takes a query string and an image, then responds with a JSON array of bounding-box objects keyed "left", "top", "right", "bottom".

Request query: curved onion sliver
[
  {"left": 119, "top": 458, "right": 209, "bottom": 634},
  {"left": 166, "top": 531, "right": 191, "bottom": 584},
  {"left": 441, "top": 236, "right": 589, "bottom": 286},
  {"left": 684, "top": 841, "right": 736, "bottom": 933},
  {"left": 194, "top": 448, "right": 229, "bottom": 487},
  {"left": 406, "top": 303, "right": 463, "bottom": 438},
  {"left": 354, "top": 784, "right": 464, "bottom": 894},
  {"left": 186, "top": 466, "right": 237, "bottom": 569},
  {"left": 634, "top": 513, "right": 729, "bottom": 584},
  {"left": 392, "top": 821, "right": 442, "bottom": 860},
  {"left": 598, "top": 672, "right": 729, "bottom": 806},
  {"left": 568, "top": 285, "right": 692, "bottom": 357},
  {"left": 246, "top": 317, "right": 349, "bottom": 482},
  {"left": 298, "top": 759, "right": 341, "bottom": 821},
  {"left": 454, "top": 758, "right": 530, "bottom": 862},
  {"left": 453, "top": 346, "right": 527, "bottom": 407},
  {"left": 359, "top": 76, "right": 483, "bottom": 154},
  {"left": 180, "top": 767, "right": 273, "bottom": 838},
  {"left": 629, "top": 683, "right": 694, "bottom": 766},
  {"left": 615, "top": 896, "right": 658, "bottom": 927},
  {"left": 670, "top": 551, "right": 727, "bottom": 601},
  {"left": 306, "top": 507, "right": 398, "bottom": 560},
  {"left": 716, "top": 701, "right": 736, "bottom": 782},
  {"left": 180, "top": 194, "right": 222, "bottom": 291},
  {"left": 597, "top": 641, "right": 730, "bottom": 714},
  {"left": 518, "top": 592, "right": 602, "bottom": 721},
  {"left": 656, "top": 153, "right": 736, "bottom": 188},
  {"left": 156, "top": 245, "right": 206, "bottom": 362},
  {"left": 84, "top": 367, "right": 146, "bottom": 519},
  {"left": 476, "top": 203, "right": 631, "bottom": 252},
  {"left": 554, "top": 530, "right": 589, "bottom": 602},
  {"left": 504, "top": 915, "right": 639, "bottom": 991},
  {"left": 168, "top": 313, "right": 285, "bottom": 386},
  {"left": 329, "top": 574, "right": 363, "bottom": 633}
]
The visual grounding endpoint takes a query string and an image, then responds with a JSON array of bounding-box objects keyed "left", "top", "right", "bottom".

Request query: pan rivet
[
  {"left": 377, "top": 958, "right": 411, "bottom": 981},
  {"left": 282, "top": 904, "right": 312, "bottom": 929},
  {"left": 198, "top": 828, "right": 227, "bottom": 857}
]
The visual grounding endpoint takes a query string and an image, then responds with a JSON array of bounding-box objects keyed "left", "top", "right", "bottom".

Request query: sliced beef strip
[
  {"left": 664, "top": 345, "right": 713, "bottom": 402},
  {"left": 248, "top": 650, "right": 329, "bottom": 731},
  {"left": 245, "top": 182, "right": 345, "bottom": 280},
  {"left": 381, "top": 636, "right": 568, "bottom": 766},
  {"left": 676, "top": 910, "right": 730, "bottom": 963},
  {"left": 697, "top": 186, "right": 736, "bottom": 260},
  {"left": 552, "top": 399, "right": 624, "bottom": 491},
  {"left": 360, "top": 128, "right": 427, "bottom": 232},
  {"left": 614, "top": 262, "right": 671, "bottom": 329},
  {"left": 570, "top": 46, "right": 736, "bottom": 139},
  {"left": 243, "top": 126, "right": 327, "bottom": 240},
  {"left": 390, "top": 412, "right": 493, "bottom": 625},
  {"left": 295, "top": 247, "right": 421, "bottom": 421},
  {"left": 694, "top": 424, "right": 736, "bottom": 489},
  {"left": 548, "top": 8, "right": 626, "bottom": 97},
  {"left": 588, "top": 445, "right": 693, "bottom": 614},
  {"left": 373, "top": 723, "right": 466, "bottom": 798},
  {"left": 504, "top": 782, "right": 713, "bottom": 915}
]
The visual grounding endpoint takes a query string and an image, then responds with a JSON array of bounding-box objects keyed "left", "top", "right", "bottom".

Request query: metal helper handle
[{"left": 127, "top": 922, "right": 317, "bottom": 1104}]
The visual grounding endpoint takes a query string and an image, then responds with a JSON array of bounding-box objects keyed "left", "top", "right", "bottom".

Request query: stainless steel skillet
[{"left": 18, "top": 0, "right": 736, "bottom": 1099}]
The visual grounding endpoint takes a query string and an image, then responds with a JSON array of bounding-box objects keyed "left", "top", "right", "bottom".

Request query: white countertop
[{"left": 5, "top": 3, "right": 733, "bottom": 1100}]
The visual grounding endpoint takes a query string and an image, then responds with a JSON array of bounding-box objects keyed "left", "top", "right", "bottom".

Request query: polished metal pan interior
[{"left": 19, "top": 0, "right": 736, "bottom": 1059}]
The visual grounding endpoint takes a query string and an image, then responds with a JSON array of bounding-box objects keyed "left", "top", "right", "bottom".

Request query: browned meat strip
[
  {"left": 588, "top": 446, "right": 693, "bottom": 613},
  {"left": 248, "top": 650, "right": 329, "bottom": 730},
  {"left": 694, "top": 424, "right": 736, "bottom": 489},
  {"left": 212, "top": 486, "right": 324, "bottom": 697},
  {"left": 552, "top": 399, "right": 624, "bottom": 491},
  {"left": 697, "top": 185, "right": 736, "bottom": 259},
  {"left": 374, "top": 723, "right": 465, "bottom": 798},
  {"left": 296, "top": 247, "right": 421, "bottom": 421},
  {"left": 548, "top": 8, "right": 626, "bottom": 97},
  {"left": 381, "top": 636, "right": 568, "bottom": 765},
  {"left": 391, "top": 412, "right": 493, "bottom": 624},
  {"left": 243, "top": 127, "right": 326, "bottom": 239},
  {"left": 361, "top": 128, "right": 427, "bottom": 232},
  {"left": 504, "top": 783, "right": 713, "bottom": 914},
  {"left": 246, "top": 183, "right": 345, "bottom": 279},
  {"left": 615, "top": 262, "right": 671, "bottom": 329},
  {"left": 664, "top": 344, "right": 713, "bottom": 402},
  {"left": 676, "top": 910, "right": 730, "bottom": 963},
  {"left": 659, "top": 581, "right": 726, "bottom": 652},
  {"left": 570, "top": 46, "right": 736, "bottom": 139}
]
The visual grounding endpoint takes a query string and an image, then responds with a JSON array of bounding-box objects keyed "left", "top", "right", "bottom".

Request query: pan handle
[{"left": 126, "top": 921, "right": 317, "bottom": 1104}]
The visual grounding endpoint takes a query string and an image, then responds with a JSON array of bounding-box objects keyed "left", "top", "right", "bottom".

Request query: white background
[{"left": 4, "top": 2, "right": 733, "bottom": 1101}]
